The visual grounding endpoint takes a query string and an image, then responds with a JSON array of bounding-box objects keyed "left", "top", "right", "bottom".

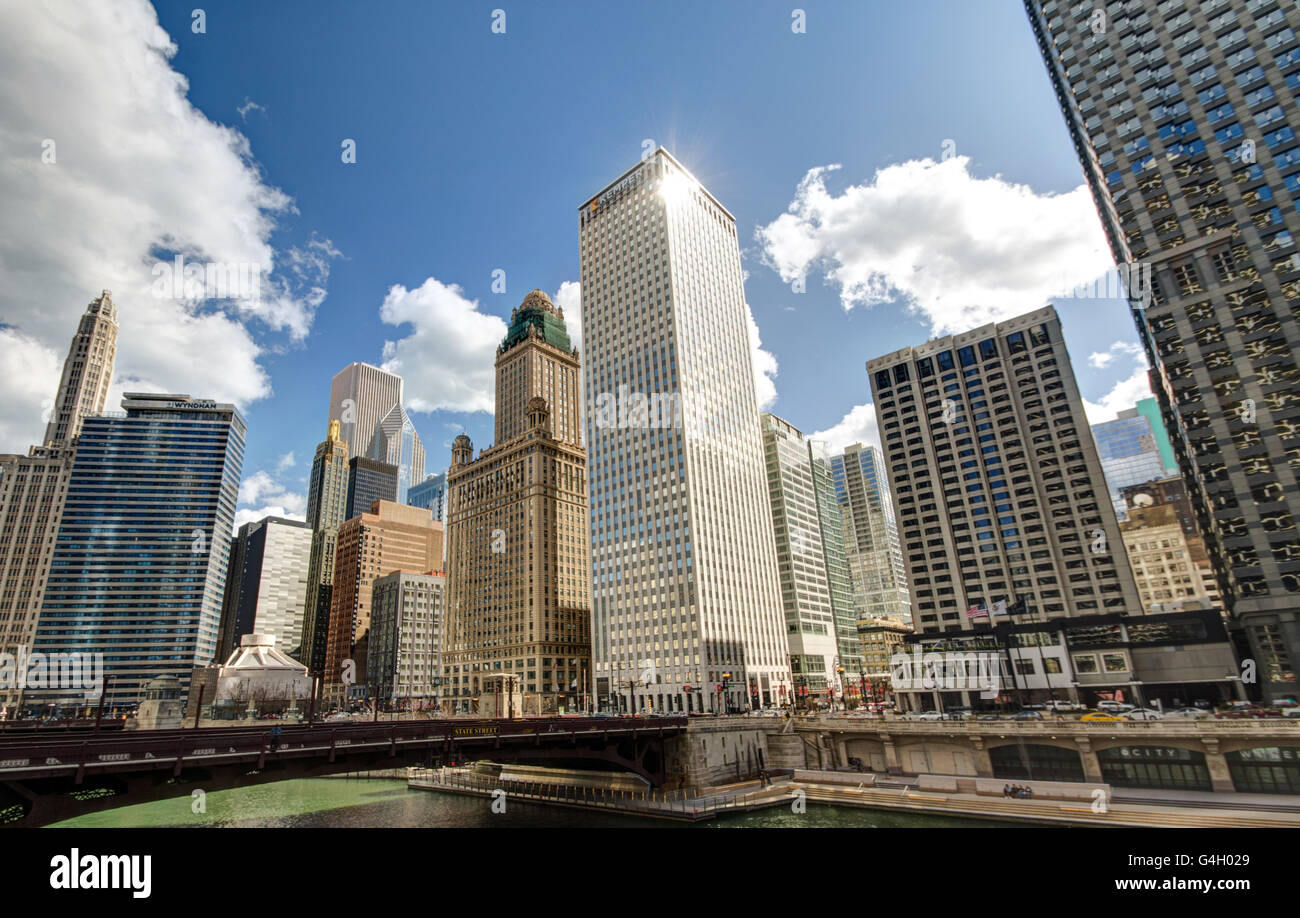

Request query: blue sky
[{"left": 1, "top": 1, "right": 1151, "bottom": 526}]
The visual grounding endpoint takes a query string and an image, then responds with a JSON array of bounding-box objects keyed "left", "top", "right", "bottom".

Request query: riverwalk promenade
[{"left": 408, "top": 764, "right": 1300, "bottom": 827}]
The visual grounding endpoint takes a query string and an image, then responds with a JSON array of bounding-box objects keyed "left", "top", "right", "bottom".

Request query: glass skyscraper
[
  {"left": 1027, "top": 0, "right": 1300, "bottom": 698},
  {"left": 1092, "top": 408, "right": 1170, "bottom": 518},
  {"left": 370, "top": 402, "right": 426, "bottom": 505},
  {"left": 33, "top": 393, "right": 245, "bottom": 706},
  {"left": 346, "top": 456, "right": 398, "bottom": 519},
  {"left": 407, "top": 472, "right": 447, "bottom": 523},
  {"left": 831, "top": 443, "right": 912, "bottom": 626}
]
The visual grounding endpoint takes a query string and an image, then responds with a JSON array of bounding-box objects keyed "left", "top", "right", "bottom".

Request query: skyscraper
[
  {"left": 1092, "top": 408, "right": 1169, "bottom": 519},
  {"left": 407, "top": 472, "right": 447, "bottom": 523},
  {"left": 1136, "top": 395, "right": 1178, "bottom": 475},
  {"left": 869, "top": 306, "right": 1240, "bottom": 709},
  {"left": 217, "top": 516, "right": 312, "bottom": 662},
  {"left": 1121, "top": 502, "right": 1220, "bottom": 612},
  {"left": 43, "top": 290, "right": 117, "bottom": 447},
  {"left": 1026, "top": 0, "right": 1300, "bottom": 698},
  {"left": 867, "top": 306, "right": 1142, "bottom": 632},
  {"left": 810, "top": 438, "right": 863, "bottom": 677},
  {"left": 0, "top": 447, "right": 72, "bottom": 712},
  {"left": 328, "top": 362, "right": 404, "bottom": 463},
  {"left": 301, "top": 420, "right": 349, "bottom": 674},
  {"left": 345, "top": 456, "right": 398, "bottom": 519},
  {"left": 371, "top": 570, "right": 444, "bottom": 708},
  {"left": 33, "top": 393, "right": 245, "bottom": 705},
  {"left": 761, "top": 414, "right": 858, "bottom": 707},
  {"left": 369, "top": 402, "right": 426, "bottom": 504},
  {"left": 831, "top": 444, "right": 913, "bottom": 626},
  {"left": 444, "top": 290, "right": 591, "bottom": 715},
  {"left": 580, "top": 149, "right": 790, "bottom": 713},
  {"left": 324, "top": 501, "right": 443, "bottom": 692},
  {"left": 0, "top": 292, "right": 119, "bottom": 711}
]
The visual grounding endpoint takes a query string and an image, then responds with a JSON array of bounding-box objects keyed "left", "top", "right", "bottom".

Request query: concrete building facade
[
  {"left": 217, "top": 516, "right": 312, "bottom": 663},
  {"left": 761, "top": 414, "right": 858, "bottom": 707},
  {"left": 43, "top": 290, "right": 117, "bottom": 447},
  {"left": 370, "top": 570, "right": 444, "bottom": 708},
  {"left": 444, "top": 290, "right": 592, "bottom": 715},
  {"left": 324, "top": 501, "right": 443, "bottom": 691}
]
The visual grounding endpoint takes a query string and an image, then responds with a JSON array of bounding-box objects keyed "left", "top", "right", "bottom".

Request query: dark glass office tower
[
  {"left": 33, "top": 394, "right": 245, "bottom": 706},
  {"left": 1026, "top": 0, "right": 1300, "bottom": 700},
  {"left": 345, "top": 456, "right": 398, "bottom": 519}
]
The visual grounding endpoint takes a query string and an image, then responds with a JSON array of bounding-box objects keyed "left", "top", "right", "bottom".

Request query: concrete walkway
[
  {"left": 409, "top": 765, "right": 1300, "bottom": 827},
  {"left": 793, "top": 777, "right": 1300, "bottom": 827}
]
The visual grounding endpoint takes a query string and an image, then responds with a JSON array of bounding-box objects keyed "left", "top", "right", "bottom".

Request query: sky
[{"left": 0, "top": 1, "right": 1155, "bottom": 529}]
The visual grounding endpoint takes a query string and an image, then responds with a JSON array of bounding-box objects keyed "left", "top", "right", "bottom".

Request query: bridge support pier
[
  {"left": 1200, "top": 739, "right": 1235, "bottom": 793},
  {"left": 1075, "top": 737, "right": 1104, "bottom": 786}
]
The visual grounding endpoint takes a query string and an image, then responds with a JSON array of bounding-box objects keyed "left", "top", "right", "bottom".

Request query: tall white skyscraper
[
  {"left": 328, "top": 362, "right": 404, "bottom": 463},
  {"left": 580, "top": 148, "right": 790, "bottom": 714}
]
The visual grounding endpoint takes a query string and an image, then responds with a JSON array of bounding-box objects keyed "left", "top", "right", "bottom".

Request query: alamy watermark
[
  {"left": 152, "top": 254, "right": 262, "bottom": 304},
  {"left": 0, "top": 646, "right": 104, "bottom": 698},
  {"left": 1057, "top": 262, "right": 1152, "bottom": 309},
  {"left": 890, "top": 647, "right": 1000, "bottom": 697}
]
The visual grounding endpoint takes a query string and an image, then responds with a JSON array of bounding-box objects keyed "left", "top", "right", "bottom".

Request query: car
[
  {"left": 1012, "top": 710, "right": 1043, "bottom": 721},
  {"left": 1273, "top": 698, "right": 1298, "bottom": 709},
  {"left": 976, "top": 713, "right": 1002, "bottom": 721},
  {"left": 1163, "top": 707, "right": 1210, "bottom": 720},
  {"left": 1047, "top": 700, "right": 1087, "bottom": 713},
  {"left": 1284, "top": 708, "right": 1300, "bottom": 719},
  {"left": 1096, "top": 700, "right": 1135, "bottom": 713},
  {"left": 1126, "top": 708, "right": 1164, "bottom": 721},
  {"left": 1080, "top": 712, "right": 1125, "bottom": 722},
  {"left": 906, "top": 712, "right": 945, "bottom": 721}
]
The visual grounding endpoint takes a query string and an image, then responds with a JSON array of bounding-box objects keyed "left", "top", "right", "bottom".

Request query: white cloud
[
  {"left": 1081, "top": 358, "right": 1154, "bottom": 426},
  {"left": 746, "top": 307, "right": 779, "bottom": 410},
  {"left": 1088, "top": 340, "right": 1143, "bottom": 370},
  {"left": 0, "top": 1, "right": 337, "bottom": 452},
  {"left": 553, "top": 280, "right": 582, "bottom": 350},
  {"left": 379, "top": 278, "right": 507, "bottom": 415},
  {"left": 236, "top": 97, "right": 266, "bottom": 121},
  {"left": 275, "top": 451, "right": 296, "bottom": 472},
  {"left": 756, "top": 156, "right": 1113, "bottom": 335},
  {"left": 812, "top": 402, "right": 880, "bottom": 454},
  {"left": 234, "top": 470, "right": 305, "bottom": 532},
  {"left": 233, "top": 505, "right": 304, "bottom": 530}
]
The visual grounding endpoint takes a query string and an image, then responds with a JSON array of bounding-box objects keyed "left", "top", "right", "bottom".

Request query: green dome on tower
[{"left": 500, "top": 289, "right": 574, "bottom": 354}]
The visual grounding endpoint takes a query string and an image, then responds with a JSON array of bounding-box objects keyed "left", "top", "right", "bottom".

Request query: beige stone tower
[
  {"left": 444, "top": 290, "right": 591, "bottom": 715},
  {"left": 44, "top": 289, "right": 117, "bottom": 446}
]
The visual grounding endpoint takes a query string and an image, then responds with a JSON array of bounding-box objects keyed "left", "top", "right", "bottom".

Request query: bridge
[{"left": 0, "top": 715, "right": 687, "bottom": 827}]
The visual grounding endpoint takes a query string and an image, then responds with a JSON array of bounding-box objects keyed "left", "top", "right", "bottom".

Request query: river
[{"left": 49, "top": 777, "right": 1015, "bottom": 828}]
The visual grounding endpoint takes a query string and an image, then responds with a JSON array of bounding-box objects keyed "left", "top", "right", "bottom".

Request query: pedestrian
[{"left": 1003, "top": 784, "right": 1010, "bottom": 798}]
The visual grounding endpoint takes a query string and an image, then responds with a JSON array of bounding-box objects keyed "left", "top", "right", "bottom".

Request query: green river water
[{"left": 49, "top": 777, "right": 1016, "bottom": 828}]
